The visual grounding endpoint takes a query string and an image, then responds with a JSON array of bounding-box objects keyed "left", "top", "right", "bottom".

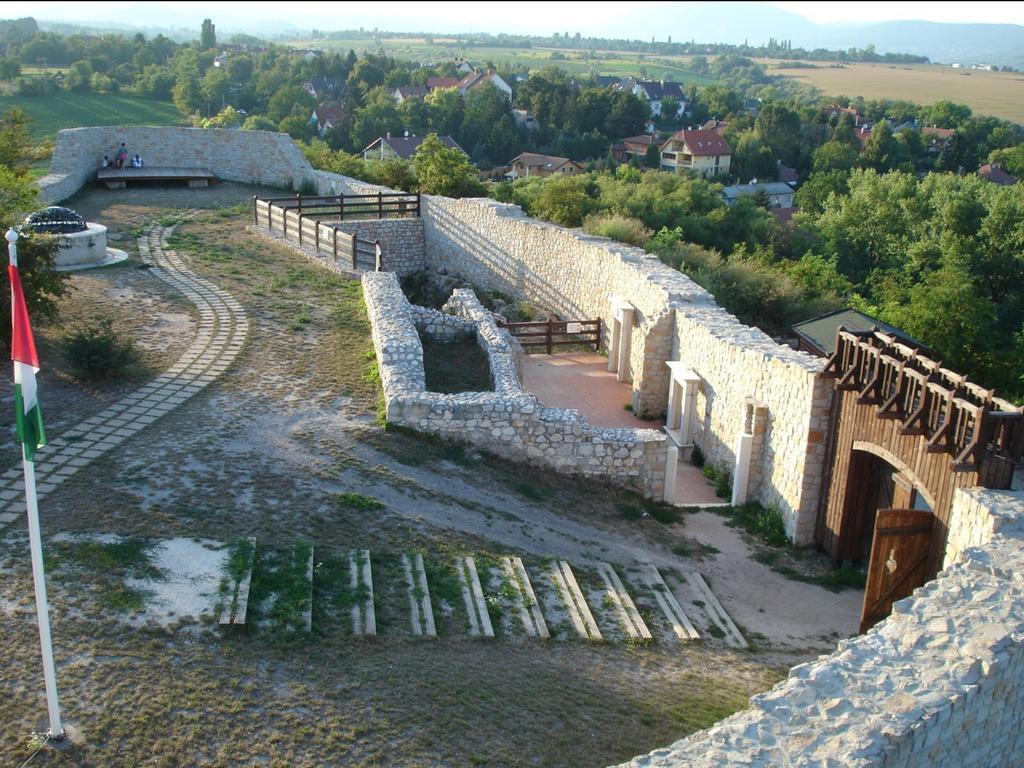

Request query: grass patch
[
  {"left": 0, "top": 92, "right": 186, "bottom": 143},
  {"left": 48, "top": 536, "right": 161, "bottom": 614},
  {"left": 332, "top": 492, "right": 385, "bottom": 511},
  {"left": 247, "top": 542, "right": 313, "bottom": 634},
  {"left": 617, "top": 498, "right": 681, "bottom": 525}
]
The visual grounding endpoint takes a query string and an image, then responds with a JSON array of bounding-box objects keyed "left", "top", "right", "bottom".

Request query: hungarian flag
[{"left": 9, "top": 264, "right": 45, "bottom": 460}]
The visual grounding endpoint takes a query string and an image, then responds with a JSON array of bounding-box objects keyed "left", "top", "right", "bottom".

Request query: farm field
[
  {"left": 766, "top": 60, "right": 1024, "bottom": 123},
  {"left": 290, "top": 36, "right": 717, "bottom": 84},
  {"left": 0, "top": 91, "right": 185, "bottom": 142}
]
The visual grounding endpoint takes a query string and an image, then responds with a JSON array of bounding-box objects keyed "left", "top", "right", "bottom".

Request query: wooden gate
[
  {"left": 860, "top": 509, "right": 934, "bottom": 633},
  {"left": 498, "top": 318, "right": 601, "bottom": 354}
]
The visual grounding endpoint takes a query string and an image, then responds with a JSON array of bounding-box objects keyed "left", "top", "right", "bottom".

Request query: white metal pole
[
  {"left": 7, "top": 228, "right": 64, "bottom": 739},
  {"left": 22, "top": 449, "right": 64, "bottom": 738}
]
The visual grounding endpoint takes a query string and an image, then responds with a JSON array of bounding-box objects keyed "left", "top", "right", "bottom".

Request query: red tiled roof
[
  {"left": 668, "top": 130, "right": 732, "bottom": 156},
  {"left": 701, "top": 119, "right": 729, "bottom": 135},
  {"left": 977, "top": 163, "right": 1017, "bottom": 185},
  {"left": 426, "top": 76, "right": 460, "bottom": 90},
  {"left": 922, "top": 126, "right": 955, "bottom": 140}
]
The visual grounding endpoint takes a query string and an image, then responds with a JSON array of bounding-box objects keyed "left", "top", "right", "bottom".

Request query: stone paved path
[{"left": 0, "top": 223, "right": 249, "bottom": 528}]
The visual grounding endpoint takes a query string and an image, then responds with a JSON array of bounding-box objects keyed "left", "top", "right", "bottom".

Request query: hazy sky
[{"left": 5, "top": 1, "right": 1024, "bottom": 34}]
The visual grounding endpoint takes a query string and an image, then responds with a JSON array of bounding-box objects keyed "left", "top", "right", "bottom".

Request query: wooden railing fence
[
  {"left": 252, "top": 193, "right": 413, "bottom": 271},
  {"left": 498, "top": 318, "right": 601, "bottom": 355}
]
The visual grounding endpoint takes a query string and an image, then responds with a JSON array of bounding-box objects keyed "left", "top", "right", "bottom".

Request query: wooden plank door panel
[{"left": 860, "top": 509, "right": 933, "bottom": 633}]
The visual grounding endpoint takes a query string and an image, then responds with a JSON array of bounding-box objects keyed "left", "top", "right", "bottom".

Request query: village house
[
  {"left": 721, "top": 180, "right": 796, "bottom": 208},
  {"left": 362, "top": 133, "right": 466, "bottom": 162},
  {"left": 976, "top": 162, "right": 1018, "bottom": 185},
  {"left": 610, "top": 134, "right": 659, "bottom": 164},
  {"left": 309, "top": 102, "right": 344, "bottom": 137},
  {"left": 700, "top": 118, "right": 729, "bottom": 135},
  {"left": 426, "top": 76, "right": 461, "bottom": 90},
  {"left": 392, "top": 85, "right": 429, "bottom": 104},
  {"left": 659, "top": 129, "right": 732, "bottom": 177},
  {"left": 921, "top": 125, "right": 955, "bottom": 153},
  {"left": 505, "top": 152, "right": 583, "bottom": 179},
  {"left": 457, "top": 69, "right": 513, "bottom": 101},
  {"left": 631, "top": 80, "right": 689, "bottom": 118},
  {"left": 302, "top": 77, "right": 347, "bottom": 101}
]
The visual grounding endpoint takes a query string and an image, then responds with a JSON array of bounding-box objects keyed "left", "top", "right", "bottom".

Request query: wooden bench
[{"left": 97, "top": 167, "right": 217, "bottom": 189}]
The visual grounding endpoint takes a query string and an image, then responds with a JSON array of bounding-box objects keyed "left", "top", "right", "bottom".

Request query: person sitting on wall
[
  {"left": 115, "top": 143, "right": 129, "bottom": 169},
  {"left": 131, "top": 154, "right": 144, "bottom": 168},
  {"left": 101, "top": 156, "right": 111, "bottom": 169}
]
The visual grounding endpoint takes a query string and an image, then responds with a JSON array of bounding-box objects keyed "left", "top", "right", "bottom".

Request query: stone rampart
[
  {"left": 442, "top": 289, "right": 521, "bottom": 394},
  {"left": 363, "top": 271, "right": 668, "bottom": 497},
  {"left": 619, "top": 489, "right": 1024, "bottom": 767},
  {"left": 409, "top": 304, "right": 475, "bottom": 342},
  {"left": 39, "top": 126, "right": 311, "bottom": 203},
  {"left": 331, "top": 218, "right": 425, "bottom": 276}
]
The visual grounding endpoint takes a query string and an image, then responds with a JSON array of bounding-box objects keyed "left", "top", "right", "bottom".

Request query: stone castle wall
[
  {"left": 363, "top": 271, "right": 668, "bottom": 497},
  {"left": 620, "top": 488, "right": 1024, "bottom": 768},
  {"left": 39, "top": 126, "right": 312, "bottom": 203}
]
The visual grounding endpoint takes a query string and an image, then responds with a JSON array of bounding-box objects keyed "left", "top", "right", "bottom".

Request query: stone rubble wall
[
  {"left": 945, "top": 487, "right": 1024, "bottom": 568},
  {"left": 409, "top": 304, "right": 476, "bottom": 342},
  {"left": 442, "top": 289, "right": 522, "bottom": 394},
  {"left": 330, "top": 218, "right": 425, "bottom": 276},
  {"left": 39, "top": 126, "right": 311, "bottom": 203},
  {"left": 618, "top": 489, "right": 1024, "bottom": 767},
  {"left": 363, "top": 271, "right": 668, "bottom": 497}
]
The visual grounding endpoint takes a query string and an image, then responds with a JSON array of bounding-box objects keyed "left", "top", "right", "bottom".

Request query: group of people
[{"left": 101, "top": 142, "right": 144, "bottom": 170}]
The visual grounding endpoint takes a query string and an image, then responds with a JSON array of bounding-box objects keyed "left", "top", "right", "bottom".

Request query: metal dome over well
[{"left": 23, "top": 206, "right": 88, "bottom": 234}]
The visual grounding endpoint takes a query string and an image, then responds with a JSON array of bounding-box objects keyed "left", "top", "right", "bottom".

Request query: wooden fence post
[
  {"left": 282, "top": 206, "right": 287, "bottom": 238},
  {"left": 546, "top": 319, "right": 553, "bottom": 355},
  {"left": 594, "top": 318, "right": 601, "bottom": 352},
  {"left": 377, "top": 191, "right": 383, "bottom": 219},
  {"left": 267, "top": 201, "right": 272, "bottom": 230},
  {"left": 339, "top": 193, "right": 345, "bottom": 221},
  {"left": 252, "top": 195, "right": 257, "bottom": 225},
  {"left": 332, "top": 226, "right": 338, "bottom": 263},
  {"left": 352, "top": 233, "right": 359, "bottom": 271},
  {"left": 415, "top": 193, "right": 421, "bottom": 217},
  {"left": 314, "top": 220, "right": 319, "bottom": 253}
]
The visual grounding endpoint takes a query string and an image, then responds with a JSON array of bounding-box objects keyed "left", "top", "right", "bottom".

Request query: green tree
[
  {"left": 732, "top": 130, "right": 776, "bottom": 181},
  {"left": 267, "top": 84, "right": 314, "bottom": 124},
  {"left": 200, "top": 66, "right": 230, "bottom": 115},
  {"left": 859, "top": 120, "right": 900, "bottom": 172},
  {"left": 812, "top": 141, "right": 859, "bottom": 173},
  {"left": 529, "top": 174, "right": 594, "bottom": 227},
  {"left": 923, "top": 100, "right": 972, "bottom": 129},
  {"left": 754, "top": 102, "right": 801, "bottom": 164},
  {"left": 200, "top": 18, "right": 216, "bottom": 50},
  {"left": 0, "top": 107, "right": 33, "bottom": 174},
  {"left": 411, "top": 133, "right": 484, "bottom": 198}
]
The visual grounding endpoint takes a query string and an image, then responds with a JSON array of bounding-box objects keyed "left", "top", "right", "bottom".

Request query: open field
[
  {"left": 767, "top": 60, "right": 1024, "bottom": 123},
  {"left": 291, "top": 37, "right": 717, "bottom": 84},
  {"left": 0, "top": 92, "right": 185, "bottom": 143}
]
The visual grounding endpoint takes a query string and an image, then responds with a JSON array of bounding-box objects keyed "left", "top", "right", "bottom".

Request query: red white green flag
[{"left": 9, "top": 264, "right": 45, "bottom": 461}]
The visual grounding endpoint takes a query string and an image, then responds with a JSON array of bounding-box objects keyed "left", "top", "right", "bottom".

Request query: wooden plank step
[
  {"left": 465, "top": 557, "right": 494, "bottom": 638},
  {"left": 643, "top": 565, "right": 700, "bottom": 642},
  {"left": 501, "top": 557, "right": 535, "bottom": 637},
  {"left": 414, "top": 553, "right": 436, "bottom": 637},
  {"left": 403, "top": 554, "right": 423, "bottom": 636},
  {"left": 557, "top": 561, "right": 602, "bottom": 641},
  {"left": 685, "top": 571, "right": 748, "bottom": 649},
  {"left": 597, "top": 562, "right": 652, "bottom": 640},
  {"left": 548, "top": 562, "right": 588, "bottom": 639},
  {"left": 512, "top": 557, "right": 549, "bottom": 639},
  {"left": 456, "top": 557, "right": 480, "bottom": 637},
  {"left": 220, "top": 537, "right": 256, "bottom": 625},
  {"left": 349, "top": 550, "right": 376, "bottom": 636},
  {"left": 302, "top": 545, "right": 314, "bottom": 633}
]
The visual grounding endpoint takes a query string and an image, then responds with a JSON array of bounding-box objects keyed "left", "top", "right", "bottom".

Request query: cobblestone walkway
[{"left": 0, "top": 223, "right": 249, "bottom": 528}]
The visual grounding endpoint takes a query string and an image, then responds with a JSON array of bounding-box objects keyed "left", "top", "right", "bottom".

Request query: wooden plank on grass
[
  {"left": 502, "top": 557, "right": 535, "bottom": 637},
  {"left": 643, "top": 565, "right": 700, "bottom": 641},
  {"left": 361, "top": 549, "right": 376, "bottom": 637},
  {"left": 685, "top": 571, "right": 748, "bottom": 649},
  {"left": 456, "top": 557, "right": 480, "bottom": 637},
  {"left": 465, "top": 556, "right": 494, "bottom": 638},
  {"left": 558, "top": 561, "right": 602, "bottom": 641},
  {"left": 549, "top": 562, "right": 588, "bottom": 639},
  {"left": 349, "top": 550, "right": 362, "bottom": 635},
  {"left": 403, "top": 554, "right": 423, "bottom": 636},
  {"left": 414, "top": 553, "right": 436, "bottom": 637},
  {"left": 513, "top": 557, "right": 548, "bottom": 639},
  {"left": 601, "top": 562, "right": 652, "bottom": 640}
]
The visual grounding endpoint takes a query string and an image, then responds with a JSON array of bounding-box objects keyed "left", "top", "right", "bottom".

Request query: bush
[
  {"left": 582, "top": 213, "right": 653, "bottom": 247},
  {"left": 690, "top": 445, "right": 705, "bottom": 468},
  {"left": 295, "top": 178, "right": 318, "bottom": 196},
  {"left": 64, "top": 318, "right": 141, "bottom": 381}
]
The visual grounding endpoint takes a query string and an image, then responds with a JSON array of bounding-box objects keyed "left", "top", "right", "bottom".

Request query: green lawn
[{"left": 0, "top": 91, "right": 185, "bottom": 142}]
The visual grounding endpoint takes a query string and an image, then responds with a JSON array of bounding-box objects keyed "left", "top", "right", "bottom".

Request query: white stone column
[
  {"left": 665, "top": 362, "right": 700, "bottom": 447},
  {"left": 731, "top": 432, "right": 753, "bottom": 506},
  {"left": 615, "top": 303, "right": 634, "bottom": 383},
  {"left": 663, "top": 444, "right": 679, "bottom": 503},
  {"left": 607, "top": 295, "right": 621, "bottom": 373}
]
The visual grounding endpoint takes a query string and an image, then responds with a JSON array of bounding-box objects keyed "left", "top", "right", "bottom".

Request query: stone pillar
[
  {"left": 607, "top": 296, "right": 621, "bottom": 373},
  {"left": 665, "top": 362, "right": 701, "bottom": 448},
  {"left": 607, "top": 296, "right": 635, "bottom": 381},
  {"left": 732, "top": 399, "right": 768, "bottom": 506},
  {"left": 663, "top": 444, "right": 679, "bottom": 503}
]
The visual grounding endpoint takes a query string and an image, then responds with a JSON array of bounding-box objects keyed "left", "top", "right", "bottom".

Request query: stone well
[{"left": 23, "top": 206, "right": 125, "bottom": 270}]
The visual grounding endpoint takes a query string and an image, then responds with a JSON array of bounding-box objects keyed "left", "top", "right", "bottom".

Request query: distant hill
[{"left": 793, "top": 21, "right": 1024, "bottom": 68}]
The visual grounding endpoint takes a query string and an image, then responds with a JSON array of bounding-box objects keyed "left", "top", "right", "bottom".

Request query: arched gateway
[{"left": 816, "top": 329, "right": 1023, "bottom": 631}]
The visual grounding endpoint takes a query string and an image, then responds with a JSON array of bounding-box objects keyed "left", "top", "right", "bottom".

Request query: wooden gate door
[{"left": 860, "top": 509, "right": 934, "bottom": 633}]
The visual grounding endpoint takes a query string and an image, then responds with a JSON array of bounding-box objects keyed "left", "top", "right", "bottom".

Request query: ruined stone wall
[
  {"left": 441, "top": 289, "right": 521, "bottom": 394},
  {"left": 363, "top": 271, "right": 668, "bottom": 497},
  {"left": 39, "top": 126, "right": 312, "bottom": 203},
  {"left": 619, "top": 489, "right": 1024, "bottom": 767},
  {"left": 330, "top": 218, "right": 425, "bottom": 276}
]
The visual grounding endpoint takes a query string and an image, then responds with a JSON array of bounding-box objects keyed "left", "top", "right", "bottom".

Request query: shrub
[
  {"left": 295, "top": 178, "right": 318, "bottom": 196},
  {"left": 690, "top": 445, "right": 705, "bottom": 468},
  {"left": 582, "top": 213, "right": 653, "bottom": 247},
  {"left": 64, "top": 318, "right": 141, "bottom": 380}
]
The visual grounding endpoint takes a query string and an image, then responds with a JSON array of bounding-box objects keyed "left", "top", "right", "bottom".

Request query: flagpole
[{"left": 7, "top": 228, "right": 64, "bottom": 739}]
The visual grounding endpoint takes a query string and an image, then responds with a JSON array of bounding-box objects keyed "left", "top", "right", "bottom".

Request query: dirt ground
[{"left": 0, "top": 183, "right": 859, "bottom": 767}]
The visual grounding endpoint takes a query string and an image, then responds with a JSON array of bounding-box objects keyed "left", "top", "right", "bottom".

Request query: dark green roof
[{"left": 792, "top": 309, "right": 917, "bottom": 356}]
